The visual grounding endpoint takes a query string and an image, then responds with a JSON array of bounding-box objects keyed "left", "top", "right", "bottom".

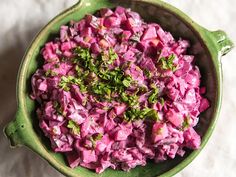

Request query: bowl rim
[{"left": 6, "top": 0, "right": 230, "bottom": 176}]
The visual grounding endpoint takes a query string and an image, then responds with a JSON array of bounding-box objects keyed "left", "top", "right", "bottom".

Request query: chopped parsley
[
  {"left": 107, "top": 48, "right": 118, "bottom": 64},
  {"left": 57, "top": 46, "right": 163, "bottom": 122},
  {"left": 144, "top": 69, "right": 152, "bottom": 78},
  {"left": 58, "top": 76, "right": 71, "bottom": 91},
  {"left": 90, "top": 133, "right": 103, "bottom": 148},
  {"left": 158, "top": 54, "right": 177, "bottom": 71},
  {"left": 160, "top": 97, "right": 165, "bottom": 106},
  {"left": 182, "top": 115, "right": 191, "bottom": 130},
  {"left": 45, "top": 69, "right": 58, "bottom": 77},
  {"left": 58, "top": 75, "right": 87, "bottom": 92},
  {"left": 67, "top": 120, "right": 80, "bottom": 135},
  {"left": 124, "top": 108, "right": 159, "bottom": 122},
  {"left": 91, "top": 82, "right": 113, "bottom": 100},
  {"left": 121, "top": 92, "right": 139, "bottom": 107},
  {"left": 148, "top": 86, "right": 159, "bottom": 104},
  {"left": 122, "top": 76, "right": 133, "bottom": 87},
  {"left": 144, "top": 108, "right": 159, "bottom": 121}
]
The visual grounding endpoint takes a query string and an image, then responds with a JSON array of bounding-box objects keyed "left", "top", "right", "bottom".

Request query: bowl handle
[
  {"left": 208, "top": 30, "right": 234, "bottom": 56},
  {"left": 74, "top": 0, "right": 94, "bottom": 7},
  {"left": 4, "top": 111, "right": 25, "bottom": 147}
]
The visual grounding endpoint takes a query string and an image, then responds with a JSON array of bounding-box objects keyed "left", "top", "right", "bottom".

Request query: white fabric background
[{"left": 0, "top": 0, "right": 235, "bottom": 176}]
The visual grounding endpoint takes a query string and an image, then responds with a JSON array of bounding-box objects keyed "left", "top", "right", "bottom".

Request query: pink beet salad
[{"left": 31, "top": 6, "right": 210, "bottom": 173}]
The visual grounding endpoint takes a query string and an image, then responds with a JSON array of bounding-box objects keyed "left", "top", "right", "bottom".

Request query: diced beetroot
[
  {"left": 125, "top": 63, "right": 145, "bottom": 85},
  {"left": 114, "top": 43, "right": 128, "bottom": 53},
  {"left": 100, "top": 8, "right": 113, "bottom": 17},
  {"left": 122, "top": 30, "right": 132, "bottom": 41},
  {"left": 70, "top": 85, "right": 86, "bottom": 105},
  {"left": 182, "top": 55, "right": 194, "bottom": 63},
  {"left": 166, "top": 109, "right": 183, "bottom": 127},
  {"left": 60, "top": 26, "right": 69, "bottom": 42},
  {"left": 99, "top": 39, "right": 109, "bottom": 48},
  {"left": 115, "top": 6, "right": 126, "bottom": 14},
  {"left": 42, "top": 42, "right": 59, "bottom": 61},
  {"left": 156, "top": 27, "right": 174, "bottom": 44},
  {"left": 113, "top": 125, "right": 132, "bottom": 141},
  {"left": 184, "top": 88, "right": 197, "bottom": 105},
  {"left": 61, "top": 41, "right": 72, "bottom": 51},
  {"left": 124, "top": 18, "right": 136, "bottom": 30},
  {"left": 96, "top": 142, "right": 107, "bottom": 152},
  {"left": 141, "top": 26, "right": 157, "bottom": 41},
  {"left": 184, "top": 73, "right": 200, "bottom": 87},
  {"left": 184, "top": 127, "right": 201, "bottom": 149},
  {"left": 91, "top": 43, "right": 101, "bottom": 54},
  {"left": 167, "top": 87, "right": 179, "bottom": 101},
  {"left": 114, "top": 129, "right": 129, "bottom": 141},
  {"left": 76, "top": 19, "right": 86, "bottom": 32},
  {"left": 149, "top": 39, "right": 160, "bottom": 47},
  {"left": 123, "top": 50, "right": 135, "bottom": 61},
  {"left": 114, "top": 104, "right": 126, "bottom": 115},
  {"left": 167, "top": 144, "right": 179, "bottom": 159},
  {"left": 80, "top": 27, "right": 92, "bottom": 37},
  {"left": 80, "top": 118, "right": 91, "bottom": 137},
  {"left": 74, "top": 35, "right": 83, "bottom": 43},
  {"left": 66, "top": 151, "right": 81, "bottom": 168},
  {"left": 139, "top": 57, "right": 157, "bottom": 72},
  {"left": 104, "top": 17, "right": 121, "bottom": 28},
  {"left": 81, "top": 150, "right": 97, "bottom": 163},
  {"left": 200, "top": 87, "right": 206, "bottom": 94},
  {"left": 38, "top": 80, "right": 47, "bottom": 91},
  {"left": 199, "top": 98, "right": 210, "bottom": 112},
  {"left": 152, "top": 123, "right": 168, "bottom": 143}
]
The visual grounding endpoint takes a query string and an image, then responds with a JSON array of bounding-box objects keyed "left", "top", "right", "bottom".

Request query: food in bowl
[{"left": 31, "top": 6, "right": 210, "bottom": 173}]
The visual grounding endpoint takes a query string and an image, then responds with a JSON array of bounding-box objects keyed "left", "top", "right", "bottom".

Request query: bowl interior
[{"left": 20, "top": 0, "right": 218, "bottom": 176}]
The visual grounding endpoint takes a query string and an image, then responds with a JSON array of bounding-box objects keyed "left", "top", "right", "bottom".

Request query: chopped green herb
[
  {"left": 160, "top": 97, "right": 165, "bottom": 106},
  {"left": 67, "top": 120, "right": 80, "bottom": 135},
  {"left": 158, "top": 54, "right": 177, "bottom": 71},
  {"left": 98, "top": 68, "right": 123, "bottom": 83},
  {"left": 58, "top": 76, "right": 70, "bottom": 91},
  {"left": 58, "top": 75, "right": 87, "bottom": 92},
  {"left": 121, "top": 92, "right": 139, "bottom": 107},
  {"left": 124, "top": 108, "right": 159, "bottom": 122},
  {"left": 91, "top": 82, "right": 113, "bottom": 100},
  {"left": 59, "top": 46, "right": 162, "bottom": 123},
  {"left": 45, "top": 70, "right": 51, "bottom": 77},
  {"left": 144, "top": 69, "right": 152, "bottom": 78},
  {"left": 54, "top": 63, "right": 60, "bottom": 68},
  {"left": 182, "top": 115, "right": 191, "bottom": 130},
  {"left": 90, "top": 133, "right": 103, "bottom": 148},
  {"left": 74, "top": 47, "right": 98, "bottom": 73},
  {"left": 53, "top": 101, "right": 64, "bottom": 115},
  {"left": 148, "top": 87, "right": 159, "bottom": 104},
  {"left": 108, "top": 48, "right": 118, "bottom": 64},
  {"left": 45, "top": 69, "right": 58, "bottom": 77},
  {"left": 122, "top": 76, "right": 133, "bottom": 87},
  {"left": 144, "top": 108, "right": 159, "bottom": 121},
  {"left": 124, "top": 108, "right": 141, "bottom": 121},
  {"left": 100, "top": 48, "right": 118, "bottom": 65}
]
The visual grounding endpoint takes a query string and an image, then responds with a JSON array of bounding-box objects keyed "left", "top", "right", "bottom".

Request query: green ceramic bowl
[{"left": 4, "top": 0, "right": 234, "bottom": 176}]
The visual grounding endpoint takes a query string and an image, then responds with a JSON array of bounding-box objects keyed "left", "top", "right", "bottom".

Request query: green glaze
[{"left": 4, "top": 0, "right": 234, "bottom": 177}]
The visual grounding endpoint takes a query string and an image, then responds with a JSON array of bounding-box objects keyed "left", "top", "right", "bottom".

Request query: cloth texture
[{"left": 0, "top": 0, "right": 235, "bottom": 176}]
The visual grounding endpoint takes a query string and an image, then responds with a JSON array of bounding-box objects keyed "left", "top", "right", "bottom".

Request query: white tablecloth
[{"left": 0, "top": 0, "right": 235, "bottom": 176}]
